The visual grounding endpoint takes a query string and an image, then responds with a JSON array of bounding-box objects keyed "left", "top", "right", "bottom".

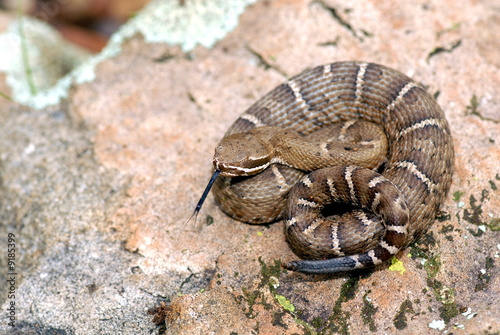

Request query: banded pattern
[
  {"left": 212, "top": 61, "right": 454, "bottom": 274},
  {"left": 284, "top": 166, "right": 409, "bottom": 273}
]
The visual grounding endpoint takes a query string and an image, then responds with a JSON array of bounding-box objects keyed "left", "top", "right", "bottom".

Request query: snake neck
[{"left": 272, "top": 122, "right": 388, "bottom": 172}]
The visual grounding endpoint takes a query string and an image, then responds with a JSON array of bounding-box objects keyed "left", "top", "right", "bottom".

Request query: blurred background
[{"left": 0, "top": 0, "right": 154, "bottom": 52}]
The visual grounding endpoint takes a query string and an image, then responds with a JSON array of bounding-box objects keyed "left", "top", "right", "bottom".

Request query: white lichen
[
  {"left": 0, "top": 0, "right": 257, "bottom": 109},
  {"left": 428, "top": 319, "right": 446, "bottom": 330}
]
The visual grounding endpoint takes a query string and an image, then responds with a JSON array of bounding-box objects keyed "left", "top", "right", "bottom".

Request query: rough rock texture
[{"left": 1, "top": 0, "right": 499, "bottom": 334}]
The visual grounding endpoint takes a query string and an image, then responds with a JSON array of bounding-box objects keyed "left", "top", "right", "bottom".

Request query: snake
[{"left": 195, "top": 61, "right": 454, "bottom": 274}]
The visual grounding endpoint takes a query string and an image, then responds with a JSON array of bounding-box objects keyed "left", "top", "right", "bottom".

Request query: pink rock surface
[{"left": 1, "top": 0, "right": 499, "bottom": 334}]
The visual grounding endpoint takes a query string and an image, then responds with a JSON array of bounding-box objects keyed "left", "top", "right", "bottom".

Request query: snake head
[{"left": 213, "top": 129, "right": 273, "bottom": 177}]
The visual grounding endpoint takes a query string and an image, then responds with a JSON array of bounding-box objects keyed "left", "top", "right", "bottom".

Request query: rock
[{"left": 0, "top": 0, "right": 498, "bottom": 334}]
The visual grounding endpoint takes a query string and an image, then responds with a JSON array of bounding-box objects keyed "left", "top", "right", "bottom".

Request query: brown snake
[{"left": 194, "top": 61, "right": 454, "bottom": 274}]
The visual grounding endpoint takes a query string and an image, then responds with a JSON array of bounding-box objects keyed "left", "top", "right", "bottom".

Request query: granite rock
[{"left": 0, "top": 0, "right": 499, "bottom": 334}]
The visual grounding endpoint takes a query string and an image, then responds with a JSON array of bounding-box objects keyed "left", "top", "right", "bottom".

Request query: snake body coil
[{"left": 211, "top": 61, "right": 454, "bottom": 274}]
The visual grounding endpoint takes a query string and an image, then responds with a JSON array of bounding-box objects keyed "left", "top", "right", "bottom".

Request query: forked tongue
[{"left": 187, "top": 170, "right": 220, "bottom": 224}]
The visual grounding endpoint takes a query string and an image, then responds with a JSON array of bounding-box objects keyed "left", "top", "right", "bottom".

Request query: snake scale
[{"left": 198, "top": 61, "right": 454, "bottom": 274}]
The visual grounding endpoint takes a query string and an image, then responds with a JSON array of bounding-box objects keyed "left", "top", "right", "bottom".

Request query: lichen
[
  {"left": 321, "top": 275, "right": 362, "bottom": 334},
  {"left": 452, "top": 191, "right": 464, "bottom": 202},
  {"left": 361, "top": 290, "right": 378, "bottom": 332},
  {"left": 490, "top": 218, "right": 500, "bottom": 231},
  {"left": 388, "top": 257, "right": 406, "bottom": 275},
  {"left": 258, "top": 257, "right": 282, "bottom": 294},
  {"left": 0, "top": 0, "right": 257, "bottom": 109},
  {"left": 423, "top": 254, "right": 441, "bottom": 278},
  {"left": 393, "top": 299, "right": 415, "bottom": 330},
  {"left": 276, "top": 294, "right": 295, "bottom": 313},
  {"left": 409, "top": 231, "right": 437, "bottom": 260},
  {"left": 474, "top": 256, "right": 494, "bottom": 292}
]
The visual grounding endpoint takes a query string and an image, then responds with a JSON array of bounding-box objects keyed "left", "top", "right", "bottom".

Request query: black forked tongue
[{"left": 187, "top": 170, "right": 220, "bottom": 224}]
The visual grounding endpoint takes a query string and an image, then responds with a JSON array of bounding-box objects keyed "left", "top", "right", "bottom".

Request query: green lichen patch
[
  {"left": 311, "top": 316, "right": 323, "bottom": 328},
  {"left": 463, "top": 194, "right": 484, "bottom": 225},
  {"left": 293, "top": 317, "right": 318, "bottom": 335},
  {"left": 463, "top": 194, "right": 487, "bottom": 237},
  {"left": 393, "top": 299, "right": 415, "bottom": 330},
  {"left": 474, "top": 256, "right": 495, "bottom": 292},
  {"left": 257, "top": 256, "right": 282, "bottom": 294},
  {"left": 271, "top": 310, "right": 288, "bottom": 328},
  {"left": 490, "top": 218, "right": 500, "bottom": 231},
  {"left": 361, "top": 290, "right": 378, "bottom": 332},
  {"left": 409, "top": 231, "right": 437, "bottom": 261},
  {"left": 206, "top": 215, "right": 214, "bottom": 225},
  {"left": 318, "top": 275, "right": 366, "bottom": 335},
  {"left": 438, "top": 224, "right": 454, "bottom": 234},
  {"left": 234, "top": 257, "right": 285, "bottom": 321},
  {"left": 436, "top": 211, "right": 452, "bottom": 222},
  {"left": 275, "top": 294, "right": 295, "bottom": 313},
  {"left": 436, "top": 286, "right": 455, "bottom": 305},
  {"left": 438, "top": 223, "right": 459, "bottom": 242},
  {"left": 423, "top": 254, "right": 441, "bottom": 278},
  {"left": 455, "top": 182, "right": 498, "bottom": 236},
  {"left": 439, "top": 302, "right": 460, "bottom": 324},
  {"left": 452, "top": 191, "right": 464, "bottom": 202},
  {"left": 480, "top": 189, "right": 489, "bottom": 203},
  {"left": 426, "top": 279, "right": 462, "bottom": 324},
  {"left": 465, "top": 94, "right": 479, "bottom": 115},
  {"left": 238, "top": 287, "right": 266, "bottom": 319}
]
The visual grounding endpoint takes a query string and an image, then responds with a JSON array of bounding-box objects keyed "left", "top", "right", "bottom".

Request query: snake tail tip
[{"left": 282, "top": 261, "right": 299, "bottom": 272}]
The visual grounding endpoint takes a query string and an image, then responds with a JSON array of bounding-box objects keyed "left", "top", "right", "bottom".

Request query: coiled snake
[{"left": 194, "top": 61, "right": 454, "bottom": 274}]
